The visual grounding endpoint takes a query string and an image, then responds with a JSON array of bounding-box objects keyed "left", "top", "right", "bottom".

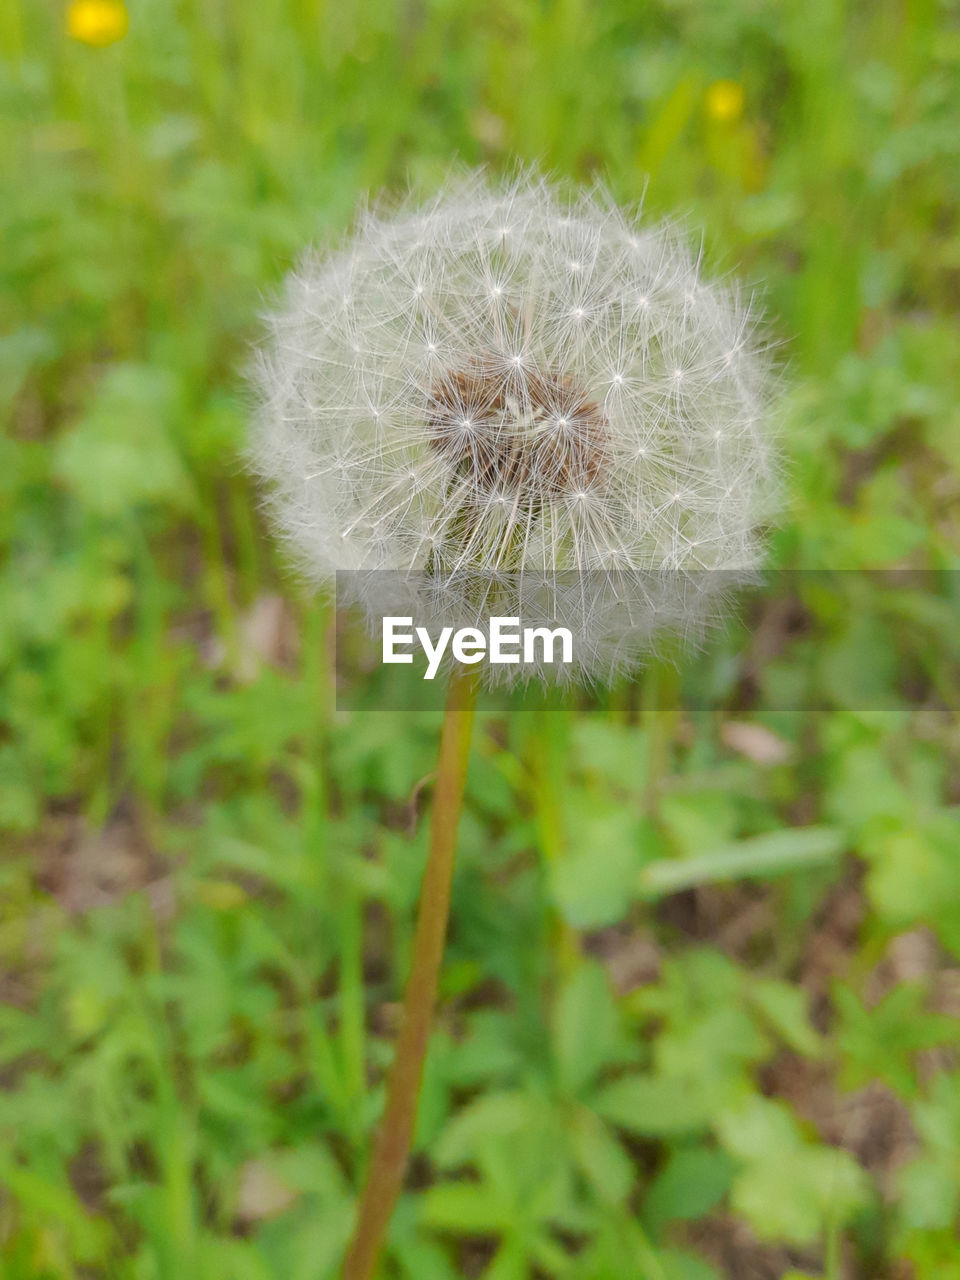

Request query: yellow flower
[
  {"left": 706, "top": 79, "right": 745, "bottom": 125},
  {"left": 66, "top": 0, "right": 129, "bottom": 47}
]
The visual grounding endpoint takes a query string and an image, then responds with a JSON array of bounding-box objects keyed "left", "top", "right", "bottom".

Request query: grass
[{"left": 2, "top": 1, "right": 960, "bottom": 1277}]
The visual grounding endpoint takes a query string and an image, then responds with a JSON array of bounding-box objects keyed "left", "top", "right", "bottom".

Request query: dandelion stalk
[
  {"left": 342, "top": 663, "right": 478, "bottom": 1280},
  {"left": 247, "top": 170, "right": 779, "bottom": 1279}
]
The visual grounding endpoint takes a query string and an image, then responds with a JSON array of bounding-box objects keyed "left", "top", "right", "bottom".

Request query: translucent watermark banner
[{"left": 333, "top": 569, "right": 960, "bottom": 712}]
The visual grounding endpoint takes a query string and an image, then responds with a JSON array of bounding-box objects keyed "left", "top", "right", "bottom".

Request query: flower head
[
  {"left": 250, "top": 172, "right": 778, "bottom": 685},
  {"left": 67, "top": 0, "right": 128, "bottom": 46},
  {"left": 706, "top": 79, "right": 746, "bottom": 125}
]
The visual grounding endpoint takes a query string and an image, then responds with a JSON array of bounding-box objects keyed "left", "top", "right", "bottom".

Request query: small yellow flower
[
  {"left": 706, "top": 79, "right": 745, "bottom": 125},
  {"left": 195, "top": 879, "right": 248, "bottom": 912},
  {"left": 67, "top": 0, "right": 129, "bottom": 47}
]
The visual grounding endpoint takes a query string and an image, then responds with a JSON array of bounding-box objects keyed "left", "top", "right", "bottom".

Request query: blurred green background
[{"left": 2, "top": 2, "right": 960, "bottom": 1277}]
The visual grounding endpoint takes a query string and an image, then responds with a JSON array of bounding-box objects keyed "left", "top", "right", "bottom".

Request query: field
[{"left": 2, "top": 2, "right": 960, "bottom": 1277}]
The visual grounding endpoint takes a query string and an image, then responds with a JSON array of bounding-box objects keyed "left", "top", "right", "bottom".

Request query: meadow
[{"left": 2, "top": 1, "right": 960, "bottom": 1277}]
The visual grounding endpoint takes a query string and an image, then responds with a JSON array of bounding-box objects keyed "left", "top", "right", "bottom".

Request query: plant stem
[
  {"left": 342, "top": 664, "right": 479, "bottom": 1280},
  {"left": 528, "top": 707, "right": 579, "bottom": 973}
]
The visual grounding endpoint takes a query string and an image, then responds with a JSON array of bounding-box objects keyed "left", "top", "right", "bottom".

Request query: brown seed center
[{"left": 427, "top": 355, "right": 609, "bottom": 499}]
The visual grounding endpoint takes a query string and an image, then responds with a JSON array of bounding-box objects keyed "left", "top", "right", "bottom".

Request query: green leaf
[
  {"left": 484, "top": 1241, "right": 532, "bottom": 1280},
  {"left": 656, "top": 1005, "right": 768, "bottom": 1081},
  {"left": 434, "top": 1091, "right": 546, "bottom": 1170},
  {"left": 716, "top": 1097, "right": 870, "bottom": 1245},
  {"left": 550, "top": 803, "right": 641, "bottom": 928},
  {"left": 643, "top": 1146, "right": 733, "bottom": 1238},
  {"left": 54, "top": 364, "right": 194, "bottom": 517},
  {"left": 571, "top": 720, "right": 647, "bottom": 794},
  {"left": 593, "top": 1075, "right": 717, "bottom": 1136},
  {"left": 833, "top": 984, "right": 960, "bottom": 1097},
  {"left": 862, "top": 812, "right": 960, "bottom": 954},
  {"left": 0, "top": 1158, "right": 111, "bottom": 1262},
  {"left": 658, "top": 1249, "right": 723, "bottom": 1280},
  {"left": 824, "top": 740, "right": 912, "bottom": 833},
  {"left": 749, "top": 980, "right": 822, "bottom": 1058},
  {"left": 568, "top": 1107, "right": 635, "bottom": 1204},
  {"left": 898, "top": 1157, "right": 958, "bottom": 1232},
  {"left": 639, "top": 827, "right": 846, "bottom": 897},
  {"left": 552, "top": 961, "right": 621, "bottom": 1096},
  {"left": 901, "top": 1075, "right": 960, "bottom": 1233},
  {"left": 420, "top": 1182, "right": 513, "bottom": 1234},
  {"left": 659, "top": 791, "right": 740, "bottom": 856}
]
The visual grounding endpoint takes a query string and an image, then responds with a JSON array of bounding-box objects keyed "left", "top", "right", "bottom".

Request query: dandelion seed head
[{"left": 249, "top": 171, "right": 780, "bottom": 685}]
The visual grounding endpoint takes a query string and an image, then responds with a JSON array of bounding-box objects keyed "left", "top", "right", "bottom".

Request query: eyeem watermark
[{"left": 383, "top": 616, "right": 573, "bottom": 680}]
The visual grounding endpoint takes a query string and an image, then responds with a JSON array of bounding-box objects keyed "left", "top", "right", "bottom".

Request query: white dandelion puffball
[{"left": 250, "top": 172, "right": 778, "bottom": 685}]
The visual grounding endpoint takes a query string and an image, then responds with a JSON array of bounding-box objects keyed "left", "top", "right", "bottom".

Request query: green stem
[
  {"left": 342, "top": 664, "right": 479, "bottom": 1280},
  {"left": 528, "top": 707, "right": 579, "bottom": 973},
  {"left": 642, "top": 658, "right": 679, "bottom": 819}
]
